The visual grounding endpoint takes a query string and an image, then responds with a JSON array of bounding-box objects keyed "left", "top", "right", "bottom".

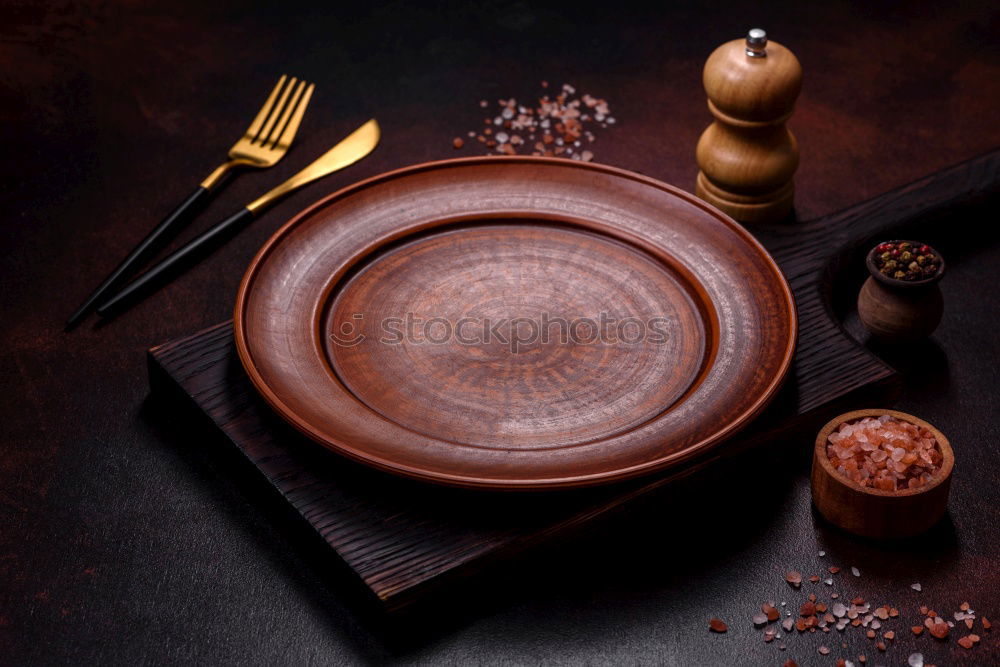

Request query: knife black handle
[
  {"left": 65, "top": 186, "right": 212, "bottom": 330},
  {"left": 95, "top": 208, "right": 256, "bottom": 318}
]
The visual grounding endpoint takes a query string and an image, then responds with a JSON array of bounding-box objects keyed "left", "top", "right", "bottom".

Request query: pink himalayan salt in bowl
[
  {"left": 826, "top": 415, "right": 942, "bottom": 492},
  {"left": 812, "top": 409, "right": 952, "bottom": 538}
]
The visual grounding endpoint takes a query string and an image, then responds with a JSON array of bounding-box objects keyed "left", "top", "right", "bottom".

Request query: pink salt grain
[
  {"left": 826, "top": 415, "right": 942, "bottom": 491},
  {"left": 709, "top": 618, "right": 728, "bottom": 633}
]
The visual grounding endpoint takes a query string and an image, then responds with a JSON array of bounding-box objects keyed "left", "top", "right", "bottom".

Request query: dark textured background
[{"left": 1, "top": 1, "right": 998, "bottom": 664}]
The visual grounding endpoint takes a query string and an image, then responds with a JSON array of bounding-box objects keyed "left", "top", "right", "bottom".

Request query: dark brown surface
[
  {"left": 2, "top": 1, "right": 999, "bottom": 664},
  {"left": 235, "top": 158, "right": 795, "bottom": 488},
  {"left": 149, "top": 151, "right": 998, "bottom": 617}
]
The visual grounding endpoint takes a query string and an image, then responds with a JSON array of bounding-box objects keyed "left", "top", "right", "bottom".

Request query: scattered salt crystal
[
  {"left": 495, "top": 132, "right": 509, "bottom": 143},
  {"left": 709, "top": 617, "right": 728, "bottom": 633},
  {"left": 851, "top": 567, "right": 861, "bottom": 577},
  {"left": 824, "top": 578, "right": 833, "bottom": 586},
  {"left": 818, "top": 550, "right": 826, "bottom": 556},
  {"left": 908, "top": 653, "right": 924, "bottom": 667},
  {"left": 911, "top": 582, "right": 922, "bottom": 592}
]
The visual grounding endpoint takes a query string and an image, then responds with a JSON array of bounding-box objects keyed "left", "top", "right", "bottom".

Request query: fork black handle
[
  {"left": 95, "top": 208, "right": 256, "bottom": 319},
  {"left": 65, "top": 185, "right": 212, "bottom": 330}
]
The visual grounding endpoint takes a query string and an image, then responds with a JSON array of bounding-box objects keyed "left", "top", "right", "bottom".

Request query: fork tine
[
  {"left": 270, "top": 81, "right": 314, "bottom": 151},
  {"left": 244, "top": 75, "right": 287, "bottom": 142},
  {"left": 256, "top": 76, "right": 297, "bottom": 145},
  {"left": 263, "top": 79, "right": 306, "bottom": 149}
]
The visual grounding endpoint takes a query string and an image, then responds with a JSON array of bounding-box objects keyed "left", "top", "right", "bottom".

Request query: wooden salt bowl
[{"left": 811, "top": 409, "right": 953, "bottom": 539}]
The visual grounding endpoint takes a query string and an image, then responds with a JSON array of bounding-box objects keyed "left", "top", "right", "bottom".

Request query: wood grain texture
[
  {"left": 695, "top": 35, "right": 802, "bottom": 222},
  {"left": 233, "top": 158, "right": 796, "bottom": 489},
  {"left": 811, "top": 409, "right": 953, "bottom": 540},
  {"left": 149, "top": 150, "right": 999, "bottom": 611}
]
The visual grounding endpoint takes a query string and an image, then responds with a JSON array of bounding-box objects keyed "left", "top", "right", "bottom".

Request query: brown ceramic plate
[{"left": 234, "top": 157, "right": 796, "bottom": 490}]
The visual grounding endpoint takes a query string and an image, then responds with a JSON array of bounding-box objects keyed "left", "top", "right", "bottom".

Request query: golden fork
[
  {"left": 199, "top": 74, "right": 315, "bottom": 189},
  {"left": 66, "top": 75, "right": 315, "bottom": 330}
]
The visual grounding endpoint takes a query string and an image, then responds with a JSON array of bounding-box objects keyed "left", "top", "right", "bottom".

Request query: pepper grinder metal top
[
  {"left": 745, "top": 28, "right": 767, "bottom": 57},
  {"left": 695, "top": 28, "right": 802, "bottom": 223}
]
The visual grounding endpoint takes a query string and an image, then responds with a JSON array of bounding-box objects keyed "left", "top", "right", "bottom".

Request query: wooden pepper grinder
[{"left": 696, "top": 29, "right": 802, "bottom": 223}]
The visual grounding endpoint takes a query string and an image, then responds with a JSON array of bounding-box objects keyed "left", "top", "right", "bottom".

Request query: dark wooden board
[{"left": 148, "top": 150, "right": 998, "bottom": 611}]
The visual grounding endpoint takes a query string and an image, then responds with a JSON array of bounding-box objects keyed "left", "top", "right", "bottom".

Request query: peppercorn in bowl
[{"left": 866, "top": 240, "right": 944, "bottom": 287}]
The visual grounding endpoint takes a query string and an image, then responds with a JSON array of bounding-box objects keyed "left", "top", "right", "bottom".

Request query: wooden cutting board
[{"left": 147, "top": 151, "right": 997, "bottom": 612}]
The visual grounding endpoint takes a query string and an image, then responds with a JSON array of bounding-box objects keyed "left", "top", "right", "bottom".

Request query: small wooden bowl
[
  {"left": 811, "top": 409, "right": 953, "bottom": 539},
  {"left": 857, "top": 240, "right": 945, "bottom": 342}
]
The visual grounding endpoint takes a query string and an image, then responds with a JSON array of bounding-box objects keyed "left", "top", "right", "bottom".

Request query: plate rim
[{"left": 233, "top": 156, "right": 798, "bottom": 489}]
